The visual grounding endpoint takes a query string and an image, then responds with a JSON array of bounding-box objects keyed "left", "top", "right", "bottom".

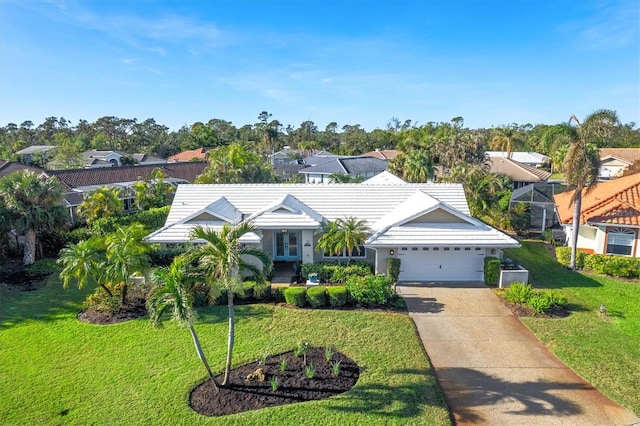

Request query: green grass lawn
[
  {"left": 0, "top": 276, "right": 450, "bottom": 425},
  {"left": 505, "top": 241, "right": 640, "bottom": 414}
]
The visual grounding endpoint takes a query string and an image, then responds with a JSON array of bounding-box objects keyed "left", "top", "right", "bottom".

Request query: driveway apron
[{"left": 398, "top": 281, "right": 640, "bottom": 426}]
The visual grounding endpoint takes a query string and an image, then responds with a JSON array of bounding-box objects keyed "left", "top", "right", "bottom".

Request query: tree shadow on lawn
[
  {"left": 0, "top": 275, "right": 89, "bottom": 330},
  {"left": 326, "top": 368, "right": 447, "bottom": 420},
  {"left": 437, "top": 367, "right": 589, "bottom": 424}
]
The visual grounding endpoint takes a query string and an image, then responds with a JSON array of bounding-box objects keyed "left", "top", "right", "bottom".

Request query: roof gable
[
  {"left": 179, "top": 196, "right": 242, "bottom": 225},
  {"left": 554, "top": 173, "right": 640, "bottom": 225},
  {"left": 245, "top": 193, "right": 326, "bottom": 228},
  {"left": 487, "top": 157, "right": 551, "bottom": 182}
]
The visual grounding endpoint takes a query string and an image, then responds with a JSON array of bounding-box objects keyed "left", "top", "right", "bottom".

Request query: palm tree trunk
[
  {"left": 222, "top": 289, "right": 235, "bottom": 386},
  {"left": 569, "top": 192, "right": 582, "bottom": 270},
  {"left": 23, "top": 229, "right": 37, "bottom": 265},
  {"left": 100, "top": 283, "right": 114, "bottom": 298},
  {"left": 189, "top": 324, "right": 220, "bottom": 391}
]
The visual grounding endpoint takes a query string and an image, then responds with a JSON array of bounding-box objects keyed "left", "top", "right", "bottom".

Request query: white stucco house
[
  {"left": 554, "top": 173, "right": 640, "bottom": 256},
  {"left": 147, "top": 183, "right": 519, "bottom": 282}
]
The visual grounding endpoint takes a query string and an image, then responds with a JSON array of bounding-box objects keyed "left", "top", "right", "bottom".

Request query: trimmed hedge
[
  {"left": 345, "top": 275, "right": 393, "bottom": 306},
  {"left": 149, "top": 246, "right": 187, "bottom": 267},
  {"left": 557, "top": 247, "right": 640, "bottom": 278},
  {"left": 306, "top": 286, "right": 327, "bottom": 308},
  {"left": 327, "top": 286, "right": 348, "bottom": 307},
  {"left": 284, "top": 287, "right": 306, "bottom": 307},
  {"left": 484, "top": 257, "right": 500, "bottom": 286}
]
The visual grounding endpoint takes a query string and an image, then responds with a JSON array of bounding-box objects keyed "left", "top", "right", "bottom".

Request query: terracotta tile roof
[
  {"left": 487, "top": 156, "right": 551, "bottom": 182},
  {"left": 554, "top": 173, "right": 640, "bottom": 225},
  {"left": 45, "top": 162, "right": 208, "bottom": 190},
  {"left": 0, "top": 161, "right": 43, "bottom": 178},
  {"left": 168, "top": 147, "right": 215, "bottom": 162},
  {"left": 599, "top": 148, "right": 640, "bottom": 164},
  {"left": 361, "top": 149, "right": 400, "bottom": 160}
]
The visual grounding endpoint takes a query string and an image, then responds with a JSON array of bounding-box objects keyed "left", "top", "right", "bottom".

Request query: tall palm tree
[
  {"left": 104, "top": 223, "right": 152, "bottom": 305},
  {"left": 189, "top": 222, "right": 272, "bottom": 386},
  {"left": 147, "top": 256, "right": 221, "bottom": 390},
  {"left": 490, "top": 125, "right": 523, "bottom": 159},
  {"left": 552, "top": 110, "right": 619, "bottom": 268},
  {"left": 0, "top": 170, "right": 67, "bottom": 265},
  {"left": 58, "top": 237, "right": 112, "bottom": 297}
]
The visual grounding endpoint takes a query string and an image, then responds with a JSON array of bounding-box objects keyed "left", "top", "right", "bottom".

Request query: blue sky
[{"left": 1, "top": 0, "right": 638, "bottom": 131}]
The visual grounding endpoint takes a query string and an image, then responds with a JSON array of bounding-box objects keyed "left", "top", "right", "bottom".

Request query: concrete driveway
[{"left": 397, "top": 281, "right": 640, "bottom": 426}]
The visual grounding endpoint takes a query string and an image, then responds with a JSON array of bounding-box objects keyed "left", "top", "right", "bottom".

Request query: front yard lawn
[
  {"left": 505, "top": 241, "right": 640, "bottom": 414},
  {"left": 0, "top": 276, "right": 450, "bottom": 425}
]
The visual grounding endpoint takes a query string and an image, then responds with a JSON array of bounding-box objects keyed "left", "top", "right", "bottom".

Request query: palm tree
[
  {"left": 77, "top": 186, "right": 124, "bottom": 224},
  {"left": 104, "top": 223, "right": 152, "bottom": 305},
  {"left": 189, "top": 222, "right": 272, "bottom": 386},
  {"left": 490, "top": 125, "right": 523, "bottom": 159},
  {"left": 147, "top": 256, "right": 221, "bottom": 390},
  {"left": 58, "top": 237, "right": 112, "bottom": 297},
  {"left": 551, "top": 110, "right": 619, "bottom": 268},
  {"left": 0, "top": 170, "right": 67, "bottom": 265},
  {"left": 316, "top": 217, "right": 371, "bottom": 265}
]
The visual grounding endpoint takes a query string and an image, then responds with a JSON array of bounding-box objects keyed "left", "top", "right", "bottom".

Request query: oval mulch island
[{"left": 190, "top": 346, "right": 360, "bottom": 416}]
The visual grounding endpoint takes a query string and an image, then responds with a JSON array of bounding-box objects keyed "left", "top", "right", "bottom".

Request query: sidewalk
[{"left": 398, "top": 281, "right": 640, "bottom": 426}]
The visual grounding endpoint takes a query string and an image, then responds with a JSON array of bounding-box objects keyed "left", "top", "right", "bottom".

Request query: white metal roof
[{"left": 146, "top": 183, "right": 519, "bottom": 248}]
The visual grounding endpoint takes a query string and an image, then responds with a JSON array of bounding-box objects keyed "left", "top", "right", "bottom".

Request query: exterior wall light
[{"left": 389, "top": 249, "right": 395, "bottom": 255}]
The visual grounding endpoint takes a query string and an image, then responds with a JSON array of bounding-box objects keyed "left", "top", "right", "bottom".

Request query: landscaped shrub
[
  {"left": 306, "top": 286, "right": 327, "bottom": 308},
  {"left": 386, "top": 258, "right": 401, "bottom": 283},
  {"left": 301, "top": 261, "right": 373, "bottom": 284},
  {"left": 584, "top": 254, "right": 607, "bottom": 274},
  {"left": 504, "top": 282, "right": 533, "bottom": 304},
  {"left": 149, "top": 245, "right": 187, "bottom": 267},
  {"left": 602, "top": 256, "right": 640, "bottom": 278},
  {"left": 345, "top": 275, "right": 393, "bottom": 306},
  {"left": 284, "top": 287, "right": 306, "bottom": 307},
  {"left": 327, "top": 286, "right": 348, "bottom": 307},
  {"left": 527, "top": 293, "right": 553, "bottom": 314},
  {"left": 541, "top": 289, "right": 568, "bottom": 308},
  {"left": 64, "top": 226, "right": 93, "bottom": 244},
  {"left": 329, "top": 262, "right": 372, "bottom": 284},
  {"left": 555, "top": 247, "right": 586, "bottom": 269},
  {"left": 484, "top": 257, "right": 500, "bottom": 286},
  {"left": 242, "top": 280, "right": 271, "bottom": 301},
  {"left": 274, "top": 286, "right": 287, "bottom": 303}
]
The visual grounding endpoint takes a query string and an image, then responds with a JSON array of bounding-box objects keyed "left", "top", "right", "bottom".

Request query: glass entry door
[{"left": 274, "top": 230, "right": 299, "bottom": 261}]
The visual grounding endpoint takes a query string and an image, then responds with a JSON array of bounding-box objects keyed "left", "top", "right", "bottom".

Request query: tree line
[{"left": 2, "top": 112, "right": 638, "bottom": 169}]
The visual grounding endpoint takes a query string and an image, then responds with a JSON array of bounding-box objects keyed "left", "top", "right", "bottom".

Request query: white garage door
[{"left": 397, "top": 247, "right": 485, "bottom": 282}]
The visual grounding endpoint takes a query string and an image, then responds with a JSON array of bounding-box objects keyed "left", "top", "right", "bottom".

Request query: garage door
[{"left": 397, "top": 247, "right": 485, "bottom": 281}]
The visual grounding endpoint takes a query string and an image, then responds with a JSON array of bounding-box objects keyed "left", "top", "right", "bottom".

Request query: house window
[{"left": 606, "top": 228, "right": 635, "bottom": 256}]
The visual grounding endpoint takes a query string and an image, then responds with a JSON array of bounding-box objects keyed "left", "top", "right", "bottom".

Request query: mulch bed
[
  {"left": 77, "top": 303, "right": 148, "bottom": 325},
  {"left": 504, "top": 301, "right": 569, "bottom": 318},
  {"left": 190, "top": 346, "right": 359, "bottom": 416}
]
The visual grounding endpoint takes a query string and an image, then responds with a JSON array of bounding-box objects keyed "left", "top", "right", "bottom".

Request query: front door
[{"left": 274, "top": 230, "right": 300, "bottom": 261}]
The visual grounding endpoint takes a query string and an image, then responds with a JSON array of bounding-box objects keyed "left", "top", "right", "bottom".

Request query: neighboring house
[
  {"left": 485, "top": 151, "right": 550, "bottom": 168},
  {"left": 361, "top": 170, "right": 406, "bottom": 185},
  {"left": 599, "top": 148, "right": 640, "bottom": 179},
  {"left": 44, "top": 162, "right": 208, "bottom": 221},
  {"left": 487, "top": 156, "right": 552, "bottom": 189},
  {"left": 15, "top": 145, "right": 56, "bottom": 164},
  {"left": 361, "top": 149, "right": 400, "bottom": 160},
  {"left": 82, "top": 149, "right": 166, "bottom": 168},
  {"left": 302, "top": 151, "right": 343, "bottom": 166},
  {"left": 0, "top": 160, "right": 43, "bottom": 179},
  {"left": 147, "top": 183, "right": 519, "bottom": 282},
  {"left": 299, "top": 157, "right": 388, "bottom": 184},
  {"left": 168, "top": 147, "right": 215, "bottom": 162},
  {"left": 554, "top": 173, "right": 640, "bottom": 256},
  {"left": 270, "top": 147, "right": 304, "bottom": 165}
]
